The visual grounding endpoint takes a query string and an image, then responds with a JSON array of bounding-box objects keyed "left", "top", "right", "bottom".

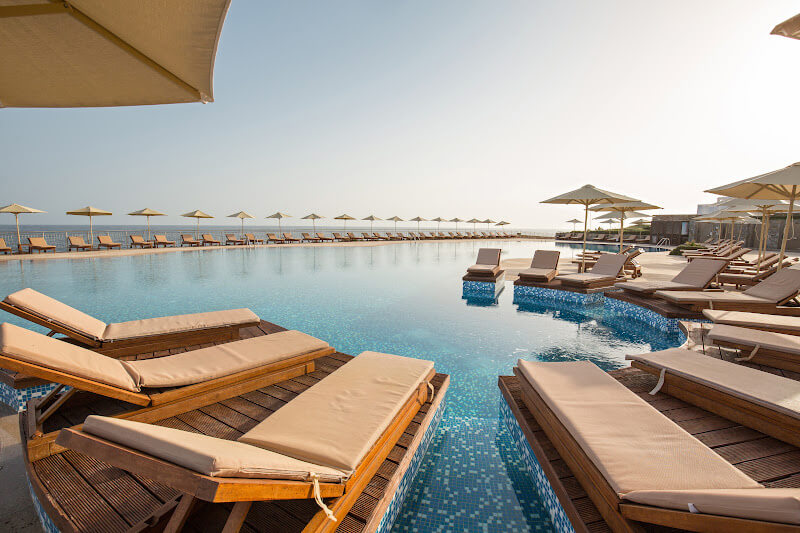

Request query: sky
[{"left": 2, "top": 1, "right": 800, "bottom": 230}]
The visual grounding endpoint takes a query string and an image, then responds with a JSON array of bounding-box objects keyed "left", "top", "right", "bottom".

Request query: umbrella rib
[{"left": 47, "top": 0, "right": 204, "bottom": 101}]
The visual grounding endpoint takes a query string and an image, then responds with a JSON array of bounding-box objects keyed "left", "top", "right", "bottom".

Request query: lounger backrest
[
  {"left": 0, "top": 238, "right": 6, "bottom": 248},
  {"left": 268, "top": 234, "right": 278, "bottom": 239},
  {"left": 98, "top": 235, "right": 112, "bottom": 244},
  {"left": 590, "top": 253, "right": 627, "bottom": 276},
  {"left": 475, "top": 248, "right": 501, "bottom": 266},
  {"left": 226, "top": 234, "right": 236, "bottom": 239},
  {"left": 202, "top": 234, "right": 214, "bottom": 240},
  {"left": 316, "top": 233, "right": 326, "bottom": 239},
  {"left": 744, "top": 267, "right": 800, "bottom": 303},
  {"left": 131, "top": 235, "right": 144, "bottom": 243},
  {"left": 531, "top": 250, "right": 560, "bottom": 269},
  {"left": 246, "top": 233, "right": 255, "bottom": 240},
  {"left": 182, "top": 235, "right": 194, "bottom": 241},
  {"left": 626, "top": 249, "right": 642, "bottom": 262},
  {"left": 68, "top": 236, "right": 86, "bottom": 245},
  {"left": 28, "top": 237, "right": 48, "bottom": 246},
  {"left": 0, "top": 323, "right": 139, "bottom": 391},
  {"left": 3, "top": 288, "right": 108, "bottom": 340},
  {"left": 155, "top": 235, "right": 167, "bottom": 242},
  {"left": 283, "top": 233, "right": 293, "bottom": 239},
  {"left": 672, "top": 258, "right": 726, "bottom": 287}
]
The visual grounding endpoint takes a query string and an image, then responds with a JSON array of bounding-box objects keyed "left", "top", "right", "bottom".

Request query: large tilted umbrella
[
  {"left": 542, "top": 184, "right": 637, "bottom": 269},
  {"left": 450, "top": 217, "right": 463, "bottom": 231},
  {"left": 706, "top": 162, "right": 800, "bottom": 269},
  {"left": 566, "top": 218, "right": 583, "bottom": 231},
  {"left": 228, "top": 211, "right": 255, "bottom": 237},
  {"left": 362, "top": 215, "right": 382, "bottom": 232},
  {"left": 128, "top": 208, "right": 166, "bottom": 240},
  {"left": 590, "top": 201, "right": 661, "bottom": 252},
  {"left": 267, "top": 212, "right": 291, "bottom": 234},
  {"left": 66, "top": 206, "right": 112, "bottom": 244},
  {"left": 0, "top": 1, "right": 232, "bottom": 108},
  {"left": 772, "top": 13, "right": 800, "bottom": 40},
  {"left": 386, "top": 216, "right": 404, "bottom": 232},
  {"left": 467, "top": 218, "right": 481, "bottom": 232},
  {"left": 410, "top": 216, "right": 427, "bottom": 232},
  {"left": 302, "top": 213, "right": 324, "bottom": 232},
  {"left": 0, "top": 204, "right": 46, "bottom": 252},
  {"left": 335, "top": 214, "right": 356, "bottom": 230},
  {"left": 182, "top": 210, "right": 213, "bottom": 239}
]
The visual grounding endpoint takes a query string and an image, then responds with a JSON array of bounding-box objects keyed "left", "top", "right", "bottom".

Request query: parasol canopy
[
  {"left": 0, "top": 203, "right": 46, "bottom": 252},
  {"left": 301, "top": 213, "right": 324, "bottom": 232},
  {"left": 334, "top": 214, "right": 356, "bottom": 230},
  {"left": 267, "top": 212, "right": 291, "bottom": 234},
  {"left": 128, "top": 207, "right": 165, "bottom": 240},
  {"left": 182, "top": 210, "right": 213, "bottom": 238},
  {"left": 66, "top": 206, "right": 112, "bottom": 244},
  {"left": 228, "top": 211, "right": 255, "bottom": 237}
]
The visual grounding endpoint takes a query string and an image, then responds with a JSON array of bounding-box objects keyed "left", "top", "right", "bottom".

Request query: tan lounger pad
[
  {"left": 703, "top": 310, "right": 800, "bottom": 333},
  {"left": 590, "top": 254, "right": 627, "bottom": 276},
  {"left": 103, "top": 308, "right": 259, "bottom": 341},
  {"left": 240, "top": 351, "right": 434, "bottom": 475},
  {"left": 627, "top": 348, "right": 800, "bottom": 419},
  {"left": 555, "top": 273, "right": 615, "bottom": 285},
  {"left": 82, "top": 416, "right": 344, "bottom": 481},
  {"left": 125, "top": 330, "right": 328, "bottom": 388},
  {"left": 622, "top": 488, "right": 800, "bottom": 525},
  {"left": 518, "top": 268, "right": 556, "bottom": 280},
  {"left": 467, "top": 264, "right": 500, "bottom": 275},
  {"left": 4, "top": 288, "right": 107, "bottom": 340},
  {"left": 615, "top": 280, "right": 697, "bottom": 294},
  {"left": 0, "top": 323, "right": 138, "bottom": 391},
  {"left": 516, "top": 360, "right": 760, "bottom": 494},
  {"left": 743, "top": 267, "right": 800, "bottom": 303},
  {"left": 671, "top": 258, "right": 727, "bottom": 286},
  {"left": 655, "top": 290, "right": 769, "bottom": 305},
  {"left": 475, "top": 248, "right": 501, "bottom": 266},
  {"left": 708, "top": 324, "right": 800, "bottom": 356},
  {"left": 531, "top": 250, "right": 559, "bottom": 270}
]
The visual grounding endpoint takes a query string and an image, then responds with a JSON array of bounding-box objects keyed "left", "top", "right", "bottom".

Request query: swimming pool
[{"left": 0, "top": 240, "right": 682, "bottom": 532}]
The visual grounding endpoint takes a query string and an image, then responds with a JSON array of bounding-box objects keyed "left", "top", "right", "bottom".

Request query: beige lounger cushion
[
  {"left": 516, "top": 360, "right": 760, "bottom": 495},
  {"left": 467, "top": 264, "right": 501, "bottom": 276},
  {"left": 622, "top": 488, "right": 800, "bottom": 525},
  {"left": 4, "top": 288, "right": 107, "bottom": 340},
  {"left": 556, "top": 273, "right": 615, "bottom": 286},
  {"left": 240, "top": 351, "right": 434, "bottom": 476},
  {"left": 589, "top": 253, "right": 627, "bottom": 276},
  {"left": 740, "top": 267, "right": 800, "bottom": 303},
  {"left": 531, "top": 250, "right": 560, "bottom": 270},
  {"left": 82, "top": 416, "right": 344, "bottom": 481},
  {"left": 615, "top": 280, "right": 697, "bottom": 294},
  {"left": 656, "top": 290, "right": 770, "bottom": 305},
  {"left": 708, "top": 324, "right": 800, "bottom": 356},
  {"left": 671, "top": 258, "right": 727, "bottom": 286},
  {"left": 102, "top": 308, "right": 259, "bottom": 341},
  {"left": 703, "top": 310, "right": 800, "bottom": 333},
  {"left": 626, "top": 348, "right": 800, "bottom": 419},
  {"left": 518, "top": 268, "right": 556, "bottom": 281},
  {"left": 475, "top": 248, "right": 501, "bottom": 266},
  {"left": 126, "top": 330, "right": 329, "bottom": 388},
  {"left": 0, "top": 323, "right": 138, "bottom": 391}
]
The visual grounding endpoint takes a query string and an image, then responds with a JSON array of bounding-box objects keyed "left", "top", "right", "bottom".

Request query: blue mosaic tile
[
  {"left": 462, "top": 280, "right": 505, "bottom": 307},
  {"left": 602, "top": 297, "right": 706, "bottom": 336},
  {"left": 0, "top": 380, "right": 63, "bottom": 412},
  {"left": 27, "top": 478, "right": 60, "bottom": 533},
  {"left": 513, "top": 285, "right": 605, "bottom": 306}
]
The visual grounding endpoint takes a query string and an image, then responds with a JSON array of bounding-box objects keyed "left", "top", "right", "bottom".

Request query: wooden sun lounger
[
  {"left": 512, "top": 360, "right": 799, "bottom": 533},
  {"left": 130, "top": 235, "right": 154, "bottom": 248},
  {"left": 360, "top": 232, "right": 376, "bottom": 241},
  {"left": 56, "top": 353, "right": 436, "bottom": 532},
  {"left": 464, "top": 248, "right": 503, "bottom": 280},
  {"left": 282, "top": 233, "right": 300, "bottom": 243},
  {"left": 372, "top": 232, "right": 389, "bottom": 240},
  {"left": 687, "top": 247, "right": 751, "bottom": 264},
  {"left": 348, "top": 233, "right": 364, "bottom": 241},
  {"left": 316, "top": 233, "right": 334, "bottom": 242},
  {"left": 245, "top": 233, "right": 264, "bottom": 244},
  {"left": 332, "top": 233, "right": 350, "bottom": 242},
  {"left": 0, "top": 288, "right": 262, "bottom": 357},
  {"left": 627, "top": 347, "right": 800, "bottom": 447},
  {"left": 202, "top": 234, "right": 221, "bottom": 246},
  {"left": 152, "top": 234, "right": 175, "bottom": 247},
  {"left": 0, "top": 238, "right": 11, "bottom": 254},
  {"left": 67, "top": 236, "right": 93, "bottom": 251},
  {"left": 181, "top": 234, "right": 201, "bottom": 247},
  {"left": 517, "top": 250, "right": 560, "bottom": 283},
  {"left": 301, "top": 233, "right": 320, "bottom": 243},
  {"left": 266, "top": 233, "right": 285, "bottom": 244},
  {"left": 718, "top": 259, "right": 797, "bottom": 288},
  {"left": 26, "top": 237, "right": 55, "bottom": 253},
  {"left": 615, "top": 257, "right": 727, "bottom": 296},
  {"left": 703, "top": 309, "right": 800, "bottom": 335},
  {"left": 707, "top": 323, "right": 800, "bottom": 373},
  {"left": 556, "top": 253, "right": 627, "bottom": 288},
  {"left": 225, "top": 234, "right": 245, "bottom": 245},
  {"left": 97, "top": 235, "right": 121, "bottom": 249}
]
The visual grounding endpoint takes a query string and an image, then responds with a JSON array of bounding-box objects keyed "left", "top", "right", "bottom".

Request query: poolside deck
[
  {"left": 500, "top": 332, "right": 800, "bottom": 533},
  {"left": 21, "top": 320, "right": 449, "bottom": 533}
]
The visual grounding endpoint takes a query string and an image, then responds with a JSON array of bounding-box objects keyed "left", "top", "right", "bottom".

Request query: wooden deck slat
[
  {"left": 198, "top": 403, "right": 259, "bottom": 433},
  {"left": 175, "top": 409, "right": 243, "bottom": 440}
]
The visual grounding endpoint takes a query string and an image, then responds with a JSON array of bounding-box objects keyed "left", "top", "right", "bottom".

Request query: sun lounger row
[{"left": 556, "top": 232, "right": 650, "bottom": 244}]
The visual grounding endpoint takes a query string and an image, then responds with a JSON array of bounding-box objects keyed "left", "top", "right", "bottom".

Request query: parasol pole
[{"left": 779, "top": 187, "right": 796, "bottom": 270}]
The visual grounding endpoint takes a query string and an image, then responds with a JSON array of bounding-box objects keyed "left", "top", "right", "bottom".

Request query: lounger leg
[
  {"left": 221, "top": 501, "right": 252, "bottom": 533},
  {"left": 164, "top": 494, "right": 197, "bottom": 533}
]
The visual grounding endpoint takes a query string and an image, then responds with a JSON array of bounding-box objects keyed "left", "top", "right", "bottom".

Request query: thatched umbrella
[
  {"left": 431, "top": 217, "right": 445, "bottom": 232},
  {"left": 0, "top": 204, "right": 46, "bottom": 252},
  {"left": 128, "top": 208, "right": 166, "bottom": 240},
  {"left": 228, "top": 211, "right": 255, "bottom": 237},
  {"left": 410, "top": 216, "right": 427, "bottom": 232},
  {"left": 542, "top": 184, "right": 637, "bottom": 269},
  {"left": 386, "top": 216, "right": 404, "bottom": 232},
  {"left": 449, "top": 217, "right": 463, "bottom": 231},
  {"left": 467, "top": 218, "right": 481, "bottom": 232},
  {"left": 362, "top": 215, "right": 382, "bottom": 232},
  {"left": 335, "top": 214, "right": 356, "bottom": 230},
  {"left": 302, "top": 213, "right": 324, "bottom": 232},
  {"left": 706, "top": 162, "right": 800, "bottom": 269},
  {"left": 67, "top": 206, "right": 112, "bottom": 243},
  {"left": 266, "top": 212, "right": 291, "bottom": 234},
  {"left": 182, "top": 210, "right": 213, "bottom": 239},
  {"left": 772, "top": 13, "right": 800, "bottom": 40}
]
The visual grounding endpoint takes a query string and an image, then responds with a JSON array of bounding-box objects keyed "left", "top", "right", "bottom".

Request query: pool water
[{"left": 0, "top": 240, "right": 682, "bottom": 532}]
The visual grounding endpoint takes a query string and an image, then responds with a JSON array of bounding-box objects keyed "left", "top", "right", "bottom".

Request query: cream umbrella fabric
[
  {"left": 266, "top": 212, "right": 291, "bottom": 234},
  {"left": 566, "top": 218, "right": 582, "bottom": 231},
  {"left": 128, "top": 208, "right": 165, "bottom": 240},
  {"left": 362, "top": 215, "right": 382, "bottom": 232},
  {"left": 182, "top": 210, "right": 213, "bottom": 238},
  {"left": 228, "top": 211, "right": 255, "bottom": 237},
  {"left": 430, "top": 217, "right": 445, "bottom": 233},
  {"left": 542, "top": 184, "right": 636, "bottom": 268},
  {"left": 481, "top": 219, "right": 496, "bottom": 230},
  {"left": 711, "top": 199, "right": 795, "bottom": 267},
  {"left": 301, "top": 213, "right": 324, "bottom": 232},
  {"left": 410, "top": 216, "right": 427, "bottom": 232},
  {"left": 467, "top": 218, "right": 481, "bottom": 232},
  {"left": 590, "top": 201, "right": 660, "bottom": 251},
  {"left": 0, "top": 0, "right": 232, "bottom": 108},
  {"left": 0, "top": 203, "right": 46, "bottom": 252},
  {"left": 386, "top": 216, "right": 404, "bottom": 232},
  {"left": 772, "top": 13, "right": 800, "bottom": 40},
  {"left": 449, "top": 217, "right": 463, "bottom": 231},
  {"left": 66, "top": 206, "right": 112, "bottom": 244},
  {"left": 334, "top": 214, "right": 355, "bottom": 230},
  {"left": 706, "top": 162, "right": 800, "bottom": 269}
]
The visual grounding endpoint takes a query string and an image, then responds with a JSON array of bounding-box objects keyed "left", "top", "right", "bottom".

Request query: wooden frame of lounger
[
  {"left": 130, "top": 235, "right": 154, "bottom": 248},
  {"left": 708, "top": 336, "right": 800, "bottom": 374},
  {"left": 512, "top": 367, "right": 797, "bottom": 533},
  {"left": 55, "top": 368, "right": 435, "bottom": 533},
  {"left": 27, "top": 237, "right": 55, "bottom": 253},
  {"left": 67, "top": 236, "right": 93, "bottom": 251},
  {"left": 181, "top": 235, "right": 201, "bottom": 247},
  {"left": 4, "top": 345, "right": 333, "bottom": 461},
  {"left": 630, "top": 359, "right": 800, "bottom": 448},
  {"left": 225, "top": 234, "right": 246, "bottom": 245},
  {"left": 0, "top": 301, "right": 262, "bottom": 358},
  {"left": 97, "top": 235, "right": 121, "bottom": 249},
  {"left": 202, "top": 234, "right": 221, "bottom": 246},
  {"left": 244, "top": 233, "right": 264, "bottom": 244},
  {"left": 0, "top": 238, "right": 11, "bottom": 254},
  {"left": 660, "top": 293, "right": 800, "bottom": 314}
]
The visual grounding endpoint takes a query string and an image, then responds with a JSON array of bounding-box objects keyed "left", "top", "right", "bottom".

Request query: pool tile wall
[
  {"left": 513, "top": 285, "right": 605, "bottom": 306},
  {"left": 0, "top": 381, "right": 61, "bottom": 412},
  {"left": 27, "top": 479, "right": 60, "bottom": 533},
  {"left": 602, "top": 297, "right": 705, "bottom": 335}
]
